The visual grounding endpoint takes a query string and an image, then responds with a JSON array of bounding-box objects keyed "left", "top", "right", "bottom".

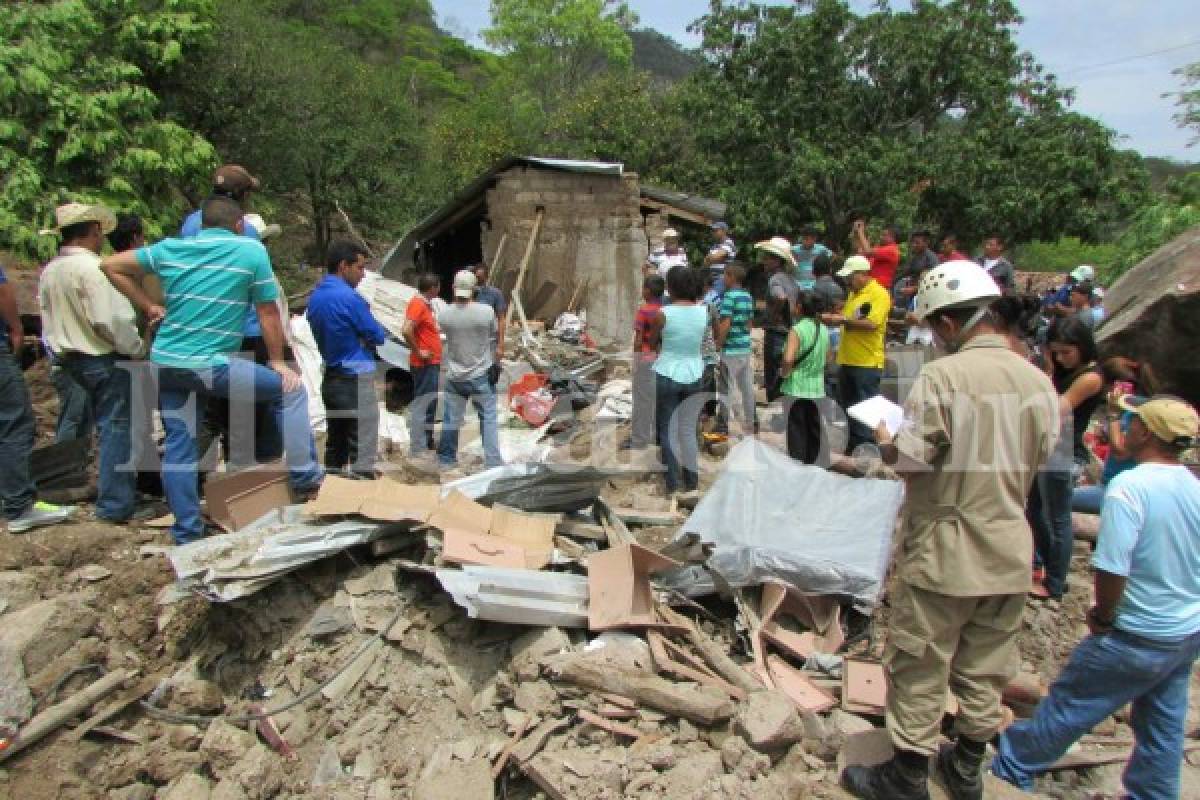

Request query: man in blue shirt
[
  {"left": 102, "top": 196, "right": 323, "bottom": 544},
  {"left": 307, "top": 241, "right": 388, "bottom": 478},
  {"left": 993, "top": 395, "right": 1200, "bottom": 800},
  {"left": 791, "top": 227, "right": 832, "bottom": 290},
  {"left": 473, "top": 262, "right": 506, "bottom": 386}
]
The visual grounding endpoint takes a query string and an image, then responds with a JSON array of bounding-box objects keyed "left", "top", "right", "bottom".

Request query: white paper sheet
[{"left": 847, "top": 394, "right": 906, "bottom": 437}]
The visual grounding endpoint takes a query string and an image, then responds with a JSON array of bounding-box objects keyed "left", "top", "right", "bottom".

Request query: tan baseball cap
[
  {"left": 1119, "top": 394, "right": 1199, "bottom": 447},
  {"left": 39, "top": 202, "right": 117, "bottom": 236},
  {"left": 836, "top": 255, "right": 871, "bottom": 278}
]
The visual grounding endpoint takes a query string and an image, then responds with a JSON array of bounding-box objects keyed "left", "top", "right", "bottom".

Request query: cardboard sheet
[
  {"left": 587, "top": 543, "right": 681, "bottom": 631},
  {"left": 204, "top": 465, "right": 292, "bottom": 532},
  {"left": 304, "top": 476, "right": 440, "bottom": 523}
]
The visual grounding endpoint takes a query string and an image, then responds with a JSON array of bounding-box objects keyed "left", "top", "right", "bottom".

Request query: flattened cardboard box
[
  {"left": 587, "top": 542, "right": 682, "bottom": 631},
  {"left": 304, "top": 476, "right": 440, "bottom": 522},
  {"left": 204, "top": 463, "right": 291, "bottom": 532}
]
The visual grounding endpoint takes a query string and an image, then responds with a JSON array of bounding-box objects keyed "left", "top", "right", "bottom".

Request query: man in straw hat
[
  {"left": 38, "top": 202, "right": 146, "bottom": 523},
  {"left": 842, "top": 260, "right": 1059, "bottom": 800},
  {"left": 756, "top": 237, "right": 798, "bottom": 402},
  {"left": 993, "top": 394, "right": 1200, "bottom": 800}
]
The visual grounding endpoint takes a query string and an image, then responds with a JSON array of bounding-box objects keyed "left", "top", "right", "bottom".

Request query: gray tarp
[{"left": 665, "top": 439, "right": 903, "bottom": 610}]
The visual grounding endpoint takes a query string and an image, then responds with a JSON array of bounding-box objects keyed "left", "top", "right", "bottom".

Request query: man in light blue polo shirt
[
  {"left": 993, "top": 395, "right": 1200, "bottom": 800},
  {"left": 102, "top": 195, "right": 322, "bottom": 544}
]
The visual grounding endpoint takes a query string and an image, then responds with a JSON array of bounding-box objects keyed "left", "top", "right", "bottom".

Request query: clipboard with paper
[{"left": 847, "top": 395, "right": 907, "bottom": 437}]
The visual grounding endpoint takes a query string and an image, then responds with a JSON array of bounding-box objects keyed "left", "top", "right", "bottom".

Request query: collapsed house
[{"left": 381, "top": 157, "right": 726, "bottom": 345}]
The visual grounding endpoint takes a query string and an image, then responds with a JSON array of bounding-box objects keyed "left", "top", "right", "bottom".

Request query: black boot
[
  {"left": 936, "top": 736, "right": 987, "bottom": 800},
  {"left": 841, "top": 749, "right": 932, "bottom": 800}
]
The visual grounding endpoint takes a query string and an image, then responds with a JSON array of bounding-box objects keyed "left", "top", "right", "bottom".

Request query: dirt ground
[{"left": 1, "top": 357, "right": 1198, "bottom": 800}]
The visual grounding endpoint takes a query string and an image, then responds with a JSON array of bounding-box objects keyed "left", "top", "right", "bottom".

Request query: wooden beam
[
  {"left": 505, "top": 209, "right": 545, "bottom": 328},
  {"left": 638, "top": 199, "right": 712, "bottom": 227}
]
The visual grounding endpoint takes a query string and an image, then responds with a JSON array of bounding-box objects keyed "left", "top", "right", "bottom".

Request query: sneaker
[{"left": 7, "top": 501, "right": 74, "bottom": 534}]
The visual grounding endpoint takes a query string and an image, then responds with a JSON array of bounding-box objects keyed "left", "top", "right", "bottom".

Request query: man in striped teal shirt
[
  {"left": 716, "top": 263, "right": 758, "bottom": 435},
  {"left": 102, "top": 196, "right": 322, "bottom": 544}
]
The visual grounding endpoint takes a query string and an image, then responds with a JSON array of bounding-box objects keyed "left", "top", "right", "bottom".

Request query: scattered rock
[
  {"left": 513, "top": 679, "right": 560, "bottom": 717},
  {"left": 509, "top": 627, "right": 572, "bottom": 681},
  {"left": 108, "top": 783, "right": 155, "bottom": 800},
  {"left": 227, "top": 744, "right": 284, "bottom": 799},
  {"left": 0, "top": 570, "right": 39, "bottom": 612},
  {"left": 412, "top": 757, "right": 493, "bottom": 800},
  {"left": 199, "top": 719, "right": 256, "bottom": 773},
  {"left": 657, "top": 750, "right": 725, "bottom": 797},
  {"left": 169, "top": 676, "right": 225, "bottom": 715},
  {"left": 0, "top": 593, "right": 95, "bottom": 675},
  {"left": 67, "top": 564, "right": 112, "bottom": 583},
  {"left": 167, "top": 724, "right": 205, "bottom": 751},
  {"left": 209, "top": 778, "right": 249, "bottom": 800},
  {"left": 162, "top": 773, "right": 213, "bottom": 800},
  {"left": 735, "top": 689, "right": 807, "bottom": 751}
]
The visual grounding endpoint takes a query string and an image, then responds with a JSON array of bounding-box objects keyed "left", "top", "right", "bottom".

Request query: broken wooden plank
[
  {"left": 555, "top": 520, "right": 608, "bottom": 543},
  {"left": 491, "top": 714, "right": 530, "bottom": 778},
  {"left": 321, "top": 639, "right": 383, "bottom": 703},
  {"left": 766, "top": 656, "right": 836, "bottom": 713},
  {"left": 592, "top": 497, "right": 634, "bottom": 546},
  {"left": 577, "top": 709, "right": 642, "bottom": 739},
  {"left": 611, "top": 507, "right": 684, "bottom": 527},
  {"left": 504, "top": 208, "right": 545, "bottom": 329},
  {"left": 510, "top": 716, "right": 570, "bottom": 765},
  {"left": 547, "top": 654, "right": 734, "bottom": 726},
  {"left": 659, "top": 607, "right": 762, "bottom": 694},
  {"left": 68, "top": 675, "right": 159, "bottom": 742},
  {"left": 1, "top": 669, "right": 133, "bottom": 763}
]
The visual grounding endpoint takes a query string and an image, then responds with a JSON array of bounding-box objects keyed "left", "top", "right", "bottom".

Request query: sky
[{"left": 430, "top": 0, "right": 1200, "bottom": 161}]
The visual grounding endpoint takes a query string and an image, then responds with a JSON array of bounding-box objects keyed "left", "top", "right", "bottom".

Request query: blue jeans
[
  {"left": 159, "top": 359, "right": 323, "bottom": 544},
  {"left": 1028, "top": 465, "right": 1074, "bottom": 596},
  {"left": 993, "top": 628, "right": 1200, "bottom": 800},
  {"left": 58, "top": 353, "right": 136, "bottom": 521},
  {"left": 1071, "top": 483, "right": 1106, "bottom": 515},
  {"left": 408, "top": 364, "right": 440, "bottom": 456},
  {"left": 438, "top": 374, "right": 503, "bottom": 468},
  {"left": 51, "top": 363, "right": 94, "bottom": 444},
  {"left": 0, "top": 344, "right": 36, "bottom": 520},
  {"left": 837, "top": 364, "right": 881, "bottom": 453},
  {"left": 655, "top": 372, "right": 703, "bottom": 492}
]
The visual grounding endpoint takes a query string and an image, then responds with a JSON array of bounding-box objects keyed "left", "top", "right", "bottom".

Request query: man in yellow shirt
[{"left": 822, "top": 255, "right": 891, "bottom": 452}]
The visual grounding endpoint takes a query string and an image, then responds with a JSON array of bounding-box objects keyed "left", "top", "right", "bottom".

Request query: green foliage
[
  {"left": 1174, "top": 60, "right": 1200, "bottom": 146},
  {"left": 1107, "top": 173, "right": 1200, "bottom": 282},
  {"left": 675, "top": 0, "right": 1150, "bottom": 250},
  {"left": 484, "top": 0, "right": 636, "bottom": 109},
  {"left": 1012, "top": 237, "right": 1119, "bottom": 275},
  {"left": 629, "top": 29, "right": 700, "bottom": 84},
  {"left": 0, "top": 0, "right": 217, "bottom": 258}
]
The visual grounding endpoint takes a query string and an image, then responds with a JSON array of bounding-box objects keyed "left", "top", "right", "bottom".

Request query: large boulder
[{"left": 1098, "top": 227, "right": 1200, "bottom": 408}]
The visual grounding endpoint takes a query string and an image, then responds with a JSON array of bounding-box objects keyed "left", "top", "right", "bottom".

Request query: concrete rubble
[{"left": 3, "top": 285, "right": 1197, "bottom": 800}]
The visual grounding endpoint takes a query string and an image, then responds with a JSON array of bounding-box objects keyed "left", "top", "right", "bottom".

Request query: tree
[
  {"left": 676, "top": 0, "right": 1148, "bottom": 249},
  {"left": 173, "top": 1, "right": 435, "bottom": 257},
  {"left": 484, "top": 0, "right": 636, "bottom": 109},
  {"left": 1174, "top": 60, "right": 1200, "bottom": 146},
  {"left": 0, "top": 0, "right": 217, "bottom": 258}
]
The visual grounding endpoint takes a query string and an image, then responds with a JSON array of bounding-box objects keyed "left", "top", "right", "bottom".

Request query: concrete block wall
[{"left": 482, "top": 166, "right": 645, "bottom": 345}]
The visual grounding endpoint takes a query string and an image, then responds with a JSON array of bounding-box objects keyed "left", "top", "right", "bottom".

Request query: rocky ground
[{"left": 1, "top": 359, "right": 1198, "bottom": 800}]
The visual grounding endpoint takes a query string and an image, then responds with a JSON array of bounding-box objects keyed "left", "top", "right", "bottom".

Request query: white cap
[
  {"left": 914, "top": 260, "right": 1001, "bottom": 321},
  {"left": 836, "top": 255, "right": 871, "bottom": 278},
  {"left": 1070, "top": 265, "right": 1096, "bottom": 282},
  {"left": 662, "top": 228, "right": 679, "bottom": 239},
  {"left": 453, "top": 269, "right": 477, "bottom": 299}
]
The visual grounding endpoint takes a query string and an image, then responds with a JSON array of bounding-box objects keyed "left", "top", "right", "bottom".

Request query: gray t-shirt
[
  {"left": 438, "top": 301, "right": 497, "bottom": 381},
  {"left": 768, "top": 270, "right": 799, "bottom": 306}
]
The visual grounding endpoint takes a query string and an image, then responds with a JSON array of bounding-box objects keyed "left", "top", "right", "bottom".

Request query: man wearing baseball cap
[
  {"left": 436, "top": 269, "right": 503, "bottom": 470},
  {"left": 822, "top": 254, "right": 892, "bottom": 453},
  {"left": 180, "top": 164, "right": 262, "bottom": 239},
  {"left": 993, "top": 394, "right": 1200, "bottom": 800}
]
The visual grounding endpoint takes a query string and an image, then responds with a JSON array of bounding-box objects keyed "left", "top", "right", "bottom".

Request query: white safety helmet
[
  {"left": 1070, "top": 264, "right": 1095, "bottom": 283},
  {"left": 914, "top": 259, "right": 1001, "bottom": 322}
]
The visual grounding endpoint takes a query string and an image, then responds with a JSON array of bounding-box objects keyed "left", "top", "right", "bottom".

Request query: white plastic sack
[
  {"left": 670, "top": 439, "right": 903, "bottom": 610},
  {"left": 289, "top": 314, "right": 327, "bottom": 433}
]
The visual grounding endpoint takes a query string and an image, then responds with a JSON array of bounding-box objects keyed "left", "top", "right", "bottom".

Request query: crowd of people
[
  {"left": 641, "top": 221, "right": 1198, "bottom": 800},
  {"left": 0, "top": 170, "right": 1196, "bottom": 800}
]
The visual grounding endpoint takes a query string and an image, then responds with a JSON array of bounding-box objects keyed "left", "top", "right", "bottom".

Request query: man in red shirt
[
  {"left": 631, "top": 273, "right": 666, "bottom": 450},
  {"left": 938, "top": 233, "right": 968, "bottom": 263},
  {"left": 403, "top": 273, "right": 442, "bottom": 458},
  {"left": 853, "top": 220, "right": 901, "bottom": 290}
]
